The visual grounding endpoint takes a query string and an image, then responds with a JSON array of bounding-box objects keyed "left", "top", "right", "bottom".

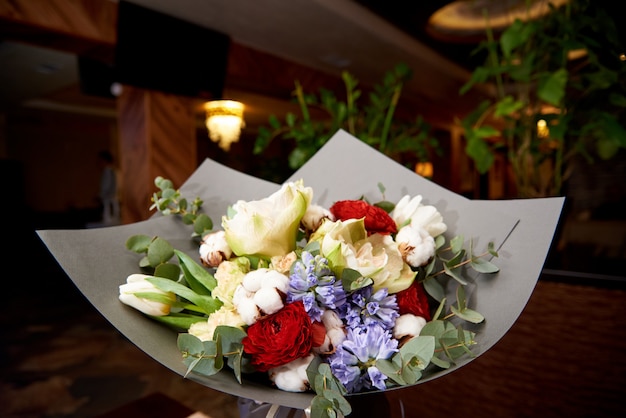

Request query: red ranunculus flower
[
  {"left": 330, "top": 200, "right": 397, "bottom": 235},
  {"left": 396, "top": 280, "right": 431, "bottom": 321},
  {"left": 242, "top": 301, "right": 313, "bottom": 372}
]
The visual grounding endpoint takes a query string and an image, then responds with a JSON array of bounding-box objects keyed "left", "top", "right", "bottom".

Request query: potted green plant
[
  {"left": 253, "top": 63, "right": 440, "bottom": 176},
  {"left": 459, "top": 0, "right": 626, "bottom": 198}
]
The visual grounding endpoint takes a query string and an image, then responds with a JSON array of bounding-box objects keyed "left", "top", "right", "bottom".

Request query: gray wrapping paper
[{"left": 37, "top": 129, "right": 564, "bottom": 409}]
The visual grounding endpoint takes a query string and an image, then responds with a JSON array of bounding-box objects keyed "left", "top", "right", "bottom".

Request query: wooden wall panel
[{"left": 118, "top": 86, "right": 197, "bottom": 223}]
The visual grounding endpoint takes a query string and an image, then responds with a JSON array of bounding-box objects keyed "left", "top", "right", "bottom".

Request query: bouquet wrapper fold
[{"left": 37, "top": 129, "right": 565, "bottom": 409}]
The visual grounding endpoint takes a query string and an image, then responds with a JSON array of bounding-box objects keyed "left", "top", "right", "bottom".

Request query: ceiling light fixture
[
  {"left": 204, "top": 100, "right": 245, "bottom": 151},
  {"left": 427, "top": 0, "right": 570, "bottom": 39}
]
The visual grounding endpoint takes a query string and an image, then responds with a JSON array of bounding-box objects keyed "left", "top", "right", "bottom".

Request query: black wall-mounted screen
[
  {"left": 78, "top": 55, "right": 116, "bottom": 99},
  {"left": 114, "top": 1, "right": 230, "bottom": 99}
]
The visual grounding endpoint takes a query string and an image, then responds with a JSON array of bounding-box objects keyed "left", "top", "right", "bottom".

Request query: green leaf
[
  {"left": 178, "top": 333, "right": 204, "bottom": 354},
  {"left": 494, "top": 96, "right": 524, "bottom": 117},
  {"left": 322, "top": 389, "right": 351, "bottom": 416},
  {"left": 126, "top": 234, "right": 152, "bottom": 253},
  {"left": 309, "top": 396, "right": 336, "bottom": 418},
  {"left": 488, "top": 241, "right": 499, "bottom": 257},
  {"left": 146, "top": 277, "right": 222, "bottom": 314},
  {"left": 537, "top": 68, "right": 568, "bottom": 106},
  {"left": 455, "top": 285, "right": 467, "bottom": 311},
  {"left": 341, "top": 268, "right": 373, "bottom": 291},
  {"left": 423, "top": 277, "right": 445, "bottom": 302},
  {"left": 399, "top": 335, "right": 435, "bottom": 370},
  {"left": 175, "top": 250, "right": 217, "bottom": 294},
  {"left": 193, "top": 214, "right": 213, "bottom": 236},
  {"left": 431, "top": 297, "right": 446, "bottom": 320},
  {"left": 470, "top": 257, "right": 500, "bottom": 273},
  {"left": 400, "top": 366, "right": 419, "bottom": 385},
  {"left": 430, "top": 355, "right": 450, "bottom": 369},
  {"left": 500, "top": 19, "right": 531, "bottom": 57},
  {"left": 185, "top": 343, "right": 221, "bottom": 377},
  {"left": 466, "top": 136, "right": 495, "bottom": 174},
  {"left": 443, "top": 261, "right": 468, "bottom": 285},
  {"left": 450, "top": 235, "right": 464, "bottom": 254},
  {"left": 150, "top": 313, "right": 207, "bottom": 330},
  {"left": 146, "top": 237, "right": 175, "bottom": 267},
  {"left": 154, "top": 262, "right": 180, "bottom": 280},
  {"left": 451, "top": 306, "right": 485, "bottom": 323},
  {"left": 376, "top": 359, "right": 405, "bottom": 385}
]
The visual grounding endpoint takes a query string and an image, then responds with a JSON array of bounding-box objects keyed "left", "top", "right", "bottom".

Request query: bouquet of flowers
[
  {"left": 119, "top": 175, "right": 500, "bottom": 417},
  {"left": 36, "top": 131, "right": 564, "bottom": 418}
]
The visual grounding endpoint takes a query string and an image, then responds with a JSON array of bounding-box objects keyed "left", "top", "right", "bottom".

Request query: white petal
[
  {"left": 393, "top": 314, "right": 427, "bottom": 339},
  {"left": 253, "top": 287, "right": 284, "bottom": 315}
]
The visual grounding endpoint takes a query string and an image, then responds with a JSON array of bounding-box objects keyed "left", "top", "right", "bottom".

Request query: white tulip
[{"left": 119, "top": 273, "right": 175, "bottom": 316}]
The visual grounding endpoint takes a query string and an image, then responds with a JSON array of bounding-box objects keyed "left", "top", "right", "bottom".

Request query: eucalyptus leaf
[
  {"left": 309, "top": 396, "right": 336, "bottom": 418},
  {"left": 376, "top": 359, "right": 405, "bottom": 385},
  {"left": 451, "top": 306, "right": 485, "bottom": 324},
  {"left": 443, "top": 262, "right": 467, "bottom": 285},
  {"left": 126, "top": 234, "right": 153, "bottom": 253},
  {"left": 146, "top": 237, "right": 175, "bottom": 267},
  {"left": 470, "top": 257, "right": 500, "bottom": 273},
  {"left": 322, "top": 389, "right": 351, "bottom": 416}
]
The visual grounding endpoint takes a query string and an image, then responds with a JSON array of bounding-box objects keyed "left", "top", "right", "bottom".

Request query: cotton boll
[
  {"left": 321, "top": 309, "right": 343, "bottom": 329},
  {"left": 242, "top": 269, "right": 268, "bottom": 292},
  {"left": 327, "top": 327, "right": 346, "bottom": 349},
  {"left": 302, "top": 204, "right": 334, "bottom": 233},
  {"left": 199, "top": 230, "right": 232, "bottom": 267},
  {"left": 396, "top": 225, "right": 436, "bottom": 267},
  {"left": 254, "top": 287, "right": 285, "bottom": 315},
  {"left": 232, "top": 284, "right": 252, "bottom": 306},
  {"left": 393, "top": 313, "right": 427, "bottom": 340},
  {"left": 260, "top": 270, "right": 290, "bottom": 293},
  {"left": 235, "top": 296, "right": 261, "bottom": 325},
  {"left": 269, "top": 354, "right": 315, "bottom": 392}
]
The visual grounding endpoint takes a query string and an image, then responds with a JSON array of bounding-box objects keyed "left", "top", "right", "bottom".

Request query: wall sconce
[
  {"left": 204, "top": 100, "right": 245, "bottom": 151},
  {"left": 415, "top": 161, "right": 434, "bottom": 179},
  {"left": 537, "top": 119, "right": 550, "bottom": 138}
]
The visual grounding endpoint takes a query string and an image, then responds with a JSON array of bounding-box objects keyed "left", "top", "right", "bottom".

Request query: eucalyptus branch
[{"left": 430, "top": 250, "right": 493, "bottom": 278}]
